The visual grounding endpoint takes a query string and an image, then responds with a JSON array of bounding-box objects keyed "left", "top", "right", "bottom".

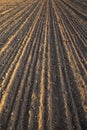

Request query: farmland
[{"left": 0, "top": 0, "right": 87, "bottom": 130}]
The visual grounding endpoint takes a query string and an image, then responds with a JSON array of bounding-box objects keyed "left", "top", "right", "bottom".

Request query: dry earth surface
[{"left": 0, "top": 0, "right": 87, "bottom": 130}]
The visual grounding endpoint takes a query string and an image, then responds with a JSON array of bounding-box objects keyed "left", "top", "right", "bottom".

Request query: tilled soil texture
[{"left": 0, "top": 0, "right": 87, "bottom": 130}]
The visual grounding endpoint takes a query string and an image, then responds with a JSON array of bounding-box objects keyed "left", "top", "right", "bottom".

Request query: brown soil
[{"left": 0, "top": 0, "right": 87, "bottom": 130}]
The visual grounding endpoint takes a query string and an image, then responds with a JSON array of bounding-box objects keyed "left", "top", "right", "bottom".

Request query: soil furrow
[{"left": 0, "top": 0, "right": 87, "bottom": 129}]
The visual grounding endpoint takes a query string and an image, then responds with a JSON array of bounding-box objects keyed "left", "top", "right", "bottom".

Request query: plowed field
[{"left": 0, "top": 0, "right": 87, "bottom": 130}]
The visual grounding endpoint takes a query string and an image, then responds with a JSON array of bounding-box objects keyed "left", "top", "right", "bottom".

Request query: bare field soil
[
  {"left": 0, "top": 0, "right": 26, "bottom": 15},
  {"left": 0, "top": 0, "right": 87, "bottom": 130}
]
